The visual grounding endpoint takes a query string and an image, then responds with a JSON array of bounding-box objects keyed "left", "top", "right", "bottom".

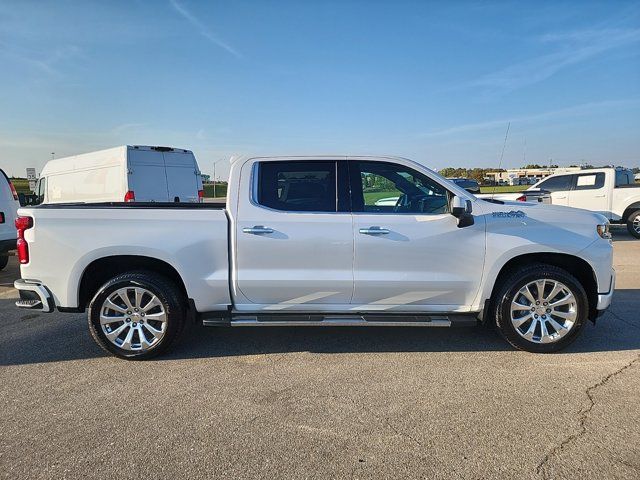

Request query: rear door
[
  {"left": 349, "top": 159, "right": 486, "bottom": 310},
  {"left": 233, "top": 159, "right": 354, "bottom": 310},
  {"left": 164, "top": 151, "right": 201, "bottom": 202},
  {"left": 567, "top": 172, "right": 610, "bottom": 217},
  {"left": 127, "top": 148, "right": 169, "bottom": 201}
]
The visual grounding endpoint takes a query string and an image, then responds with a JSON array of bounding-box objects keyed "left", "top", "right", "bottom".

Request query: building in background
[{"left": 485, "top": 167, "right": 582, "bottom": 186}]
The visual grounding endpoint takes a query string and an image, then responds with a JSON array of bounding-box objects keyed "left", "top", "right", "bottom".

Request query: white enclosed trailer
[{"left": 37, "top": 145, "right": 203, "bottom": 204}]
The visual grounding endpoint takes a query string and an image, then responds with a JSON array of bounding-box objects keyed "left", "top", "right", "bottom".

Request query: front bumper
[
  {"left": 14, "top": 279, "right": 55, "bottom": 313},
  {"left": 596, "top": 268, "right": 615, "bottom": 313}
]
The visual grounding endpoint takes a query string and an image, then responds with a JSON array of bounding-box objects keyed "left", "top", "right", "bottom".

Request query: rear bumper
[
  {"left": 14, "top": 279, "right": 55, "bottom": 313},
  {"left": 596, "top": 268, "right": 615, "bottom": 313}
]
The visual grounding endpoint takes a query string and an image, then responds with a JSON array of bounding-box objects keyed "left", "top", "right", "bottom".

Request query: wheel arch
[
  {"left": 622, "top": 203, "right": 640, "bottom": 223},
  {"left": 485, "top": 252, "right": 598, "bottom": 322},
  {"left": 77, "top": 255, "right": 188, "bottom": 311}
]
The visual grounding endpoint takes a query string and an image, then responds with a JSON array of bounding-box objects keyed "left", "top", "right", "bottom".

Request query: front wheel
[
  {"left": 0, "top": 254, "right": 8, "bottom": 271},
  {"left": 88, "top": 271, "right": 186, "bottom": 360},
  {"left": 627, "top": 210, "right": 640, "bottom": 239},
  {"left": 492, "top": 264, "right": 588, "bottom": 353}
]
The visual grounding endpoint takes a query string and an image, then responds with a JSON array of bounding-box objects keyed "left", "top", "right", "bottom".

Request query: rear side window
[
  {"left": 537, "top": 175, "right": 573, "bottom": 192},
  {"left": 257, "top": 161, "right": 337, "bottom": 212},
  {"left": 574, "top": 173, "right": 605, "bottom": 190}
]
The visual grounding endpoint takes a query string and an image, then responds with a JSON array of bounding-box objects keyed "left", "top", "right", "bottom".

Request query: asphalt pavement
[{"left": 0, "top": 228, "right": 638, "bottom": 479}]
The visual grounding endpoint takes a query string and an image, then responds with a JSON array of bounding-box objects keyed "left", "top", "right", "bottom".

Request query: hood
[{"left": 475, "top": 198, "right": 607, "bottom": 254}]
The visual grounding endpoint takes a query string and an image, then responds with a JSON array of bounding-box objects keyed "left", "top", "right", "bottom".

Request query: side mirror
[{"left": 450, "top": 196, "right": 474, "bottom": 228}]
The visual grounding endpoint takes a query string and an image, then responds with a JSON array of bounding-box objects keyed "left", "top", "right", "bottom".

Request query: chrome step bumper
[{"left": 14, "top": 279, "right": 55, "bottom": 313}]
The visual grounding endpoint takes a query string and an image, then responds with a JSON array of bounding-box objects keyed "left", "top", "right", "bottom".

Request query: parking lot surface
[{"left": 1, "top": 229, "right": 638, "bottom": 479}]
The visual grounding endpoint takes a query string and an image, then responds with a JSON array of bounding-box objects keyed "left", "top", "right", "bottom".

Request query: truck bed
[{"left": 17, "top": 203, "right": 231, "bottom": 311}]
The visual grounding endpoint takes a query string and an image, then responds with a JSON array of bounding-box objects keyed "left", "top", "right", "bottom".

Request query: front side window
[
  {"left": 574, "top": 173, "right": 605, "bottom": 190},
  {"left": 351, "top": 161, "right": 449, "bottom": 214},
  {"left": 537, "top": 175, "right": 573, "bottom": 192},
  {"left": 257, "top": 161, "right": 336, "bottom": 212}
]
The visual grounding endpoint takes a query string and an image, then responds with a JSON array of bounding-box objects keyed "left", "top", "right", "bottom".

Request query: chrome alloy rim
[
  {"left": 510, "top": 279, "right": 577, "bottom": 344},
  {"left": 100, "top": 287, "right": 167, "bottom": 351},
  {"left": 634, "top": 216, "right": 640, "bottom": 235}
]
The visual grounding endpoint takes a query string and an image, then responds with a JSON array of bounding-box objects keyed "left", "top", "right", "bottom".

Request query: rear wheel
[
  {"left": 492, "top": 264, "right": 588, "bottom": 353},
  {"left": 627, "top": 210, "right": 640, "bottom": 239},
  {"left": 0, "top": 255, "right": 8, "bottom": 271},
  {"left": 88, "top": 271, "right": 186, "bottom": 360}
]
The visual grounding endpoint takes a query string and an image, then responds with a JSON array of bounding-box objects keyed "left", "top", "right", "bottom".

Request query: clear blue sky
[{"left": 1, "top": 0, "right": 639, "bottom": 179}]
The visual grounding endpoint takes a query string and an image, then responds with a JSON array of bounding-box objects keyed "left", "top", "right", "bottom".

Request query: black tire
[
  {"left": 491, "top": 263, "right": 588, "bottom": 353},
  {"left": 0, "top": 254, "right": 8, "bottom": 271},
  {"left": 627, "top": 210, "right": 640, "bottom": 239},
  {"left": 88, "top": 271, "right": 186, "bottom": 360}
]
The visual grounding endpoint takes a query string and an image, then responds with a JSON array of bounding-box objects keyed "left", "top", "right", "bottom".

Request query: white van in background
[
  {"left": 36, "top": 145, "right": 204, "bottom": 204},
  {"left": 0, "top": 169, "right": 20, "bottom": 270}
]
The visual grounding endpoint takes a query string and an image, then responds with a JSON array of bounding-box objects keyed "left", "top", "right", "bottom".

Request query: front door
[
  {"left": 349, "top": 159, "right": 486, "bottom": 311},
  {"left": 234, "top": 159, "right": 354, "bottom": 310},
  {"left": 535, "top": 174, "right": 574, "bottom": 206}
]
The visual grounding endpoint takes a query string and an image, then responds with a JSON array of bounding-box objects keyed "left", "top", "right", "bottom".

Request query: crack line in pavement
[{"left": 536, "top": 353, "right": 640, "bottom": 479}]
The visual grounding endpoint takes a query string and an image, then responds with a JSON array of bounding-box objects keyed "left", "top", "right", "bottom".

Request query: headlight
[{"left": 597, "top": 223, "right": 611, "bottom": 239}]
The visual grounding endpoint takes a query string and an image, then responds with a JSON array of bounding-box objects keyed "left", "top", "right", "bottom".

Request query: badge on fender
[{"left": 492, "top": 210, "right": 526, "bottom": 218}]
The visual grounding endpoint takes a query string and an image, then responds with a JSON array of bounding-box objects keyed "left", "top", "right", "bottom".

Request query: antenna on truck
[{"left": 492, "top": 122, "right": 511, "bottom": 200}]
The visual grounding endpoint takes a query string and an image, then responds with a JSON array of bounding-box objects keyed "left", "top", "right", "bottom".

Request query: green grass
[
  {"left": 203, "top": 184, "right": 228, "bottom": 198},
  {"left": 8, "top": 178, "right": 31, "bottom": 194},
  {"left": 363, "top": 190, "right": 400, "bottom": 204},
  {"left": 479, "top": 185, "right": 526, "bottom": 194},
  {"left": 365, "top": 186, "right": 526, "bottom": 201}
]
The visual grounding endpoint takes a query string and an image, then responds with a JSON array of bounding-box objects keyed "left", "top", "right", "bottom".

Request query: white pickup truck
[
  {"left": 14, "top": 156, "right": 615, "bottom": 359},
  {"left": 486, "top": 168, "right": 640, "bottom": 238}
]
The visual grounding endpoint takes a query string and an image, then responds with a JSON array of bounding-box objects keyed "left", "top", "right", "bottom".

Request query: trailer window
[{"left": 257, "top": 161, "right": 337, "bottom": 212}]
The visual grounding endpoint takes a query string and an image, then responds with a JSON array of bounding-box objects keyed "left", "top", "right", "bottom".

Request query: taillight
[
  {"left": 124, "top": 190, "right": 136, "bottom": 202},
  {"left": 0, "top": 212, "right": 4, "bottom": 224},
  {"left": 8, "top": 181, "right": 18, "bottom": 201},
  {"left": 516, "top": 195, "right": 526, "bottom": 202},
  {"left": 198, "top": 189, "right": 204, "bottom": 202},
  {"left": 15, "top": 216, "right": 33, "bottom": 264}
]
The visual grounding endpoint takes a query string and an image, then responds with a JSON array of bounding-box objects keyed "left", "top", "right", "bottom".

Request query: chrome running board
[{"left": 202, "top": 314, "right": 478, "bottom": 327}]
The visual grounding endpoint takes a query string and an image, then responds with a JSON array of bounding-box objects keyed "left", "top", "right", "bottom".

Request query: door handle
[
  {"left": 595, "top": 194, "right": 606, "bottom": 198},
  {"left": 359, "top": 226, "right": 390, "bottom": 235},
  {"left": 555, "top": 196, "right": 567, "bottom": 199},
  {"left": 243, "top": 225, "right": 274, "bottom": 234}
]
